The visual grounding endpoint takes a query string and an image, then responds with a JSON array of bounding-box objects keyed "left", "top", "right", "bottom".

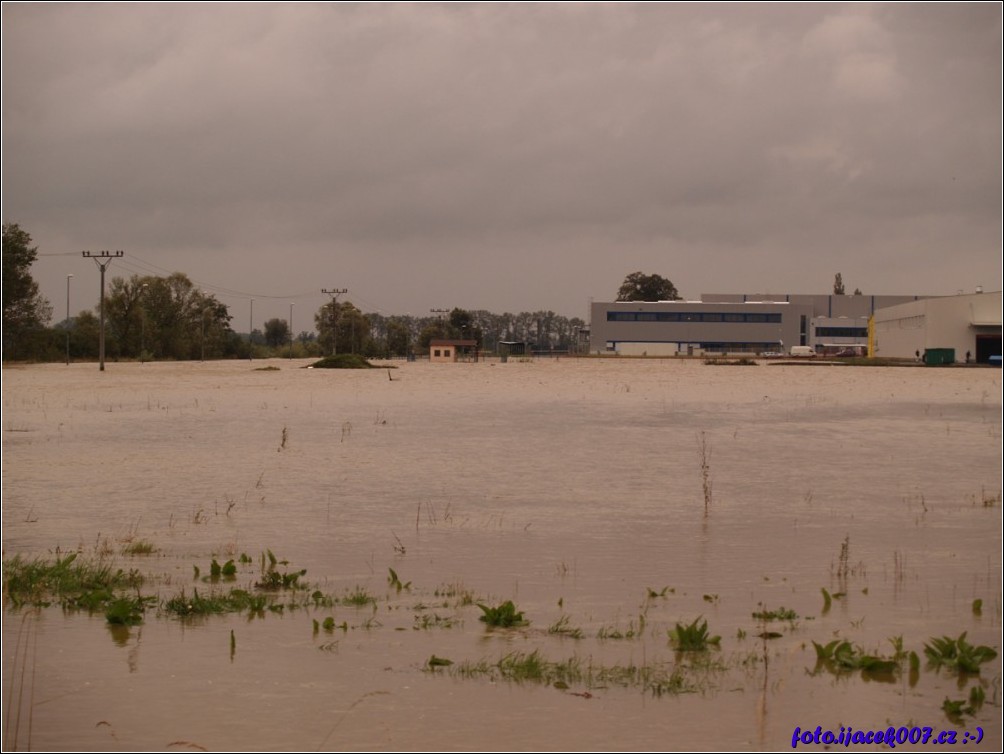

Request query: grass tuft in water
[
  {"left": 751, "top": 605, "right": 799, "bottom": 622},
  {"left": 121, "top": 540, "right": 157, "bottom": 556},
  {"left": 342, "top": 586, "right": 376, "bottom": 607},
  {"left": 547, "top": 615, "right": 584, "bottom": 639},
  {"left": 3, "top": 553, "right": 143, "bottom": 610}
]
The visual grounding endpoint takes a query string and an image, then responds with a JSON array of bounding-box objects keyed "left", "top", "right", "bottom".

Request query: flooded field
[{"left": 2, "top": 357, "right": 1001, "bottom": 751}]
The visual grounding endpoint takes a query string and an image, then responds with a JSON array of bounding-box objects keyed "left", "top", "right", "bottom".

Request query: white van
[{"left": 789, "top": 346, "right": 816, "bottom": 358}]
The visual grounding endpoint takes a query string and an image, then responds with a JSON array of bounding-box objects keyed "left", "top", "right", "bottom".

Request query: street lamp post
[
  {"left": 139, "top": 283, "right": 148, "bottom": 359},
  {"left": 200, "top": 292, "right": 210, "bottom": 363},
  {"left": 289, "top": 303, "right": 294, "bottom": 359},
  {"left": 65, "top": 274, "right": 73, "bottom": 365}
]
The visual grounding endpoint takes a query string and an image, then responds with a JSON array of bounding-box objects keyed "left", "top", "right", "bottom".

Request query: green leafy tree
[
  {"left": 69, "top": 310, "right": 101, "bottom": 359},
  {"left": 833, "top": 273, "right": 846, "bottom": 295},
  {"left": 384, "top": 316, "right": 412, "bottom": 356},
  {"left": 127, "top": 273, "right": 230, "bottom": 359},
  {"left": 2, "top": 223, "right": 53, "bottom": 358},
  {"left": 264, "top": 318, "right": 290, "bottom": 348},
  {"left": 418, "top": 321, "right": 447, "bottom": 350},
  {"left": 315, "top": 301, "right": 371, "bottom": 355},
  {"left": 105, "top": 275, "right": 151, "bottom": 357},
  {"left": 616, "top": 272, "right": 680, "bottom": 302}
]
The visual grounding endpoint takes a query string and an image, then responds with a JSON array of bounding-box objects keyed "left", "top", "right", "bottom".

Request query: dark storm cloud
[{"left": 3, "top": 3, "right": 1000, "bottom": 322}]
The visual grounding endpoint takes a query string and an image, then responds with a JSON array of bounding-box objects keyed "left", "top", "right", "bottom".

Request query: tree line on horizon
[{"left": 4, "top": 223, "right": 593, "bottom": 362}]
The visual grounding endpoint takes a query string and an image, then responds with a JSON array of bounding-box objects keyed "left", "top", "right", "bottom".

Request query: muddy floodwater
[{"left": 2, "top": 358, "right": 1001, "bottom": 751}]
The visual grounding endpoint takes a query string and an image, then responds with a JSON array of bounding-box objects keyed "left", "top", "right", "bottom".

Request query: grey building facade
[{"left": 589, "top": 293, "right": 924, "bottom": 356}]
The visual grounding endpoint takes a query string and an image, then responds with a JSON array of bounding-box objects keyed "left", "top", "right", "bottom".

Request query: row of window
[
  {"left": 815, "top": 327, "right": 868, "bottom": 338},
  {"left": 607, "top": 342, "right": 782, "bottom": 352},
  {"left": 607, "top": 311, "right": 783, "bottom": 324}
]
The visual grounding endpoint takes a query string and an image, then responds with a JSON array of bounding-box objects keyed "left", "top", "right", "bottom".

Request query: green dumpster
[{"left": 923, "top": 348, "right": 955, "bottom": 365}]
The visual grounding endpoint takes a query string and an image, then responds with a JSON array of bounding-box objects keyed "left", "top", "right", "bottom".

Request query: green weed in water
[
  {"left": 547, "top": 615, "right": 584, "bottom": 639},
  {"left": 943, "top": 686, "right": 986, "bottom": 723},
  {"left": 477, "top": 600, "right": 527, "bottom": 628},
  {"left": 751, "top": 605, "right": 799, "bottom": 622},
  {"left": 924, "top": 633, "right": 997, "bottom": 674},
  {"left": 121, "top": 540, "right": 157, "bottom": 556},
  {"left": 821, "top": 587, "right": 832, "bottom": 614},
  {"left": 413, "top": 613, "right": 460, "bottom": 630},
  {"left": 669, "top": 617, "right": 720, "bottom": 651},
  {"left": 342, "top": 586, "right": 375, "bottom": 607},
  {"left": 105, "top": 596, "right": 150, "bottom": 625},
  {"left": 256, "top": 550, "right": 306, "bottom": 590},
  {"left": 811, "top": 639, "right": 899, "bottom": 681},
  {"left": 597, "top": 618, "right": 642, "bottom": 641},
  {"left": 646, "top": 586, "right": 673, "bottom": 599},
  {"left": 450, "top": 651, "right": 704, "bottom": 697},
  {"left": 209, "top": 559, "right": 237, "bottom": 580},
  {"left": 387, "top": 568, "right": 411, "bottom": 593}
]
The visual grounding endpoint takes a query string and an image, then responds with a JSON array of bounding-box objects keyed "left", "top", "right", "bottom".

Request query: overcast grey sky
[{"left": 3, "top": 2, "right": 1001, "bottom": 327}]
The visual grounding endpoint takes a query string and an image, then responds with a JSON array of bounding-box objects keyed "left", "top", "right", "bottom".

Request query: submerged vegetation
[{"left": 2, "top": 545, "right": 999, "bottom": 731}]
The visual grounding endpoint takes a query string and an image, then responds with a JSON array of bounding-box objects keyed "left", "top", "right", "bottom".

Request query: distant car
[
  {"left": 834, "top": 348, "right": 859, "bottom": 357},
  {"left": 789, "top": 346, "right": 816, "bottom": 358},
  {"left": 761, "top": 351, "right": 784, "bottom": 359}
]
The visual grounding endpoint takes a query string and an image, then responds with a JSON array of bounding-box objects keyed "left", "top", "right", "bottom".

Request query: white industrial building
[{"left": 872, "top": 290, "right": 1002, "bottom": 364}]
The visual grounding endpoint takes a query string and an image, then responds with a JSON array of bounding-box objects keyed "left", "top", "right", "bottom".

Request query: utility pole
[
  {"left": 321, "top": 288, "right": 348, "bottom": 356},
  {"left": 82, "top": 251, "right": 123, "bottom": 371},
  {"left": 249, "top": 299, "right": 254, "bottom": 362}
]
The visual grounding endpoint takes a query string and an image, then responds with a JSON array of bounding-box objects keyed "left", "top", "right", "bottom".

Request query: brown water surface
[{"left": 2, "top": 358, "right": 1001, "bottom": 750}]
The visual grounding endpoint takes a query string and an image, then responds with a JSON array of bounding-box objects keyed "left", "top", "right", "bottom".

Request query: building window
[
  {"left": 606, "top": 310, "right": 784, "bottom": 324},
  {"left": 444, "top": 349, "right": 451, "bottom": 358},
  {"left": 816, "top": 327, "right": 868, "bottom": 338},
  {"left": 434, "top": 349, "right": 441, "bottom": 357}
]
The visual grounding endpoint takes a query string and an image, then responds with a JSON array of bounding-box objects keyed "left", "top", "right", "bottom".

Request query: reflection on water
[{"left": 3, "top": 359, "right": 1001, "bottom": 750}]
